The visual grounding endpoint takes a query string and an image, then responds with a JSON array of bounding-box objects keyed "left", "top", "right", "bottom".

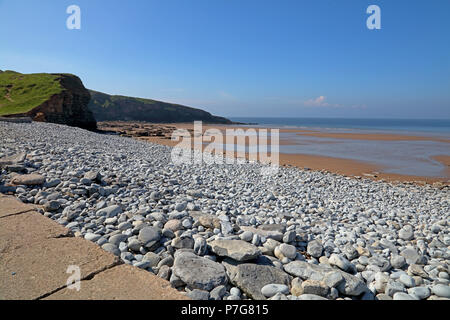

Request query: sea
[
  {"left": 229, "top": 117, "right": 450, "bottom": 134},
  {"left": 226, "top": 117, "right": 450, "bottom": 178}
]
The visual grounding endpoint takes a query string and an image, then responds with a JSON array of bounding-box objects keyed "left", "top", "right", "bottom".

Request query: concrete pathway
[{"left": 0, "top": 194, "right": 188, "bottom": 300}]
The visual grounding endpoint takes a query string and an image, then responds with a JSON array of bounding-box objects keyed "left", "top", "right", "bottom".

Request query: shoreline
[{"left": 97, "top": 121, "right": 450, "bottom": 186}]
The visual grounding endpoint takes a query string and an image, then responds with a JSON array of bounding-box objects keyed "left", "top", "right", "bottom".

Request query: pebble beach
[{"left": 1, "top": 121, "right": 449, "bottom": 300}]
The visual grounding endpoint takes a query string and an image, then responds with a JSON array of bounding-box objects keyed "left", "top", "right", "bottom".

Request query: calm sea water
[
  {"left": 226, "top": 117, "right": 450, "bottom": 178},
  {"left": 230, "top": 117, "right": 450, "bottom": 134}
]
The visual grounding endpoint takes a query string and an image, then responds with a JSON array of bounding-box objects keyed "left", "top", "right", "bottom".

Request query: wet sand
[
  {"left": 297, "top": 131, "right": 450, "bottom": 143},
  {"left": 98, "top": 121, "right": 450, "bottom": 185}
]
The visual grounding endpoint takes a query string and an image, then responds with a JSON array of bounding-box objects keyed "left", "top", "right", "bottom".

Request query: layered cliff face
[
  {"left": 1, "top": 70, "right": 232, "bottom": 128},
  {"left": 88, "top": 90, "right": 232, "bottom": 124},
  {"left": 0, "top": 71, "right": 97, "bottom": 130}
]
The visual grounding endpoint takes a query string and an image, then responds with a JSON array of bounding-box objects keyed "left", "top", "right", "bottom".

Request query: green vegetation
[
  {"left": 89, "top": 90, "right": 232, "bottom": 123},
  {"left": 0, "top": 70, "right": 231, "bottom": 124},
  {"left": 0, "top": 71, "right": 64, "bottom": 116}
]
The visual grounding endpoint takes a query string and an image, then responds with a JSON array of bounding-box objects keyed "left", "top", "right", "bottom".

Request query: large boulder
[
  {"left": 11, "top": 174, "right": 45, "bottom": 186},
  {"left": 284, "top": 260, "right": 367, "bottom": 296},
  {"left": 227, "top": 263, "right": 291, "bottom": 300},
  {"left": 173, "top": 252, "right": 227, "bottom": 291},
  {"left": 210, "top": 239, "right": 261, "bottom": 262}
]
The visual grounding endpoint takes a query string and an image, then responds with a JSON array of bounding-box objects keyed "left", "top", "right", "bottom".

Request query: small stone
[
  {"left": 390, "top": 255, "right": 406, "bottom": 269},
  {"left": 307, "top": 240, "right": 323, "bottom": 258},
  {"left": 45, "top": 179, "right": 61, "bottom": 188},
  {"left": 398, "top": 225, "right": 414, "bottom": 241},
  {"left": 283, "top": 231, "right": 296, "bottom": 243},
  {"left": 431, "top": 224, "right": 442, "bottom": 234},
  {"left": 142, "top": 252, "right": 161, "bottom": 267},
  {"left": 210, "top": 285, "right": 227, "bottom": 300},
  {"left": 399, "top": 274, "right": 415, "bottom": 288},
  {"left": 230, "top": 287, "right": 241, "bottom": 297},
  {"left": 385, "top": 281, "right": 406, "bottom": 297},
  {"left": 194, "top": 237, "right": 207, "bottom": 256},
  {"left": 329, "top": 254, "right": 353, "bottom": 273},
  {"left": 127, "top": 239, "right": 142, "bottom": 252},
  {"left": 84, "top": 233, "right": 101, "bottom": 242},
  {"left": 97, "top": 205, "right": 122, "bottom": 218},
  {"left": 196, "top": 214, "right": 221, "bottom": 229},
  {"left": 169, "top": 273, "right": 185, "bottom": 288},
  {"left": 301, "top": 279, "right": 329, "bottom": 297},
  {"left": 118, "top": 221, "right": 133, "bottom": 231},
  {"left": 158, "top": 256, "right": 174, "bottom": 268},
  {"left": 109, "top": 234, "right": 128, "bottom": 246},
  {"left": 291, "top": 278, "right": 303, "bottom": 296},
  {"left": 400, "top": 247, "right": 420, "bottom": 265},
  {"left": 150, "top": 191, "right": 162, "bottom": 201},
  {"left": 175, "top": 202, "right": 187, "bottom": 212},
  {"left": 138, "top": 226, "right": 161, "bottom": 248},
  {"left": 134, "top": 261, "right": 151, "bottom": 269},
  {"left": 101, "top": 243, "right": 120, "bottom": 256},
  {"left": 164, "top": 219, "right": 183, "bottom": 232},
  {"left": 261, "top": 284, "right": 290, "bottom": 298},
  {"left": 44, "top": 200, "right": 60, "bottom": 212},
  {"left": 274, "top": 243, "right": 297, "bottom": 260},
  {"left": 240, "top": 231, "right": 254, "bottom": 242},
  {"left": 431, "top": 284, "right": 450, "bottom": 298},
  {"left": 298, "top": 294, "right": 328, "bottom": 300},
  {"left": 84, "top": 171, "right": 101, "bottom": 182},
  {"left": 172, "top": 236, "right": 194, "bottom": 249},
  {"left": 157, "top": 265, "right": 171, "bottom": 280},
  {"left": 407, "top": 287, "right": 431, "bottom": 300},
  {"left": 376, "top": 294, "right": 392, "bottom": 300},
  {"left": 323, "top": 271, "right": 344, "bottom": 288},
  {"left": 439, "top": 272, "right": 449, "bottom": 280},
  {"left": 393, "top": 292, "right": 418, "bottom": 300},
  {"left": 343, "top": 244, "right": 359, "bottom": 260},
  {"left": 408, "top": 264, "right": 428, "bottom": 278}
]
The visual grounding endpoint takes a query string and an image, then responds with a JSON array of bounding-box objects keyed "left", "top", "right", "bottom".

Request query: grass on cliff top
[{"left": 0, "top": 71, "right": 64, "bottom": 116}]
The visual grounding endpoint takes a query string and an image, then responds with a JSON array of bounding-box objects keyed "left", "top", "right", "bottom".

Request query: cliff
[
  {"left": 0, "top": 71, "right": 97, "bottom": 130},
  {"left": 88, "top": 90, "right": 232, "bottom": 124}
]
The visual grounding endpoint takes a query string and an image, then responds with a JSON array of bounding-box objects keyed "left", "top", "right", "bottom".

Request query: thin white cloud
[
  {"left": 304, "top": 96, "right": 338, "bottom": 107},
  {"left": 303, "top": 96, "right": 367, "bottom": 110}
]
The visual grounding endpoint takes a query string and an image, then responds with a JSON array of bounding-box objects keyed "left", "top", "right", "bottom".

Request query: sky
[{"left": 0, "top": 0, "right": 449, "bottom": 119}]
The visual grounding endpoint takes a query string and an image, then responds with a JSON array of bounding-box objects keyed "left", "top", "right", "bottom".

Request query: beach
[
  {"left": 1, "top": 121, "right": 449, "bottom": 301},
  {"left": 97, "top": 121, "right": 450, "bottom": 185}
]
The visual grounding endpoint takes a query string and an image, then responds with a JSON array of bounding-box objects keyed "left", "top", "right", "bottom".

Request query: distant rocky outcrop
[
  {"left": 88, "top": 90, "right": 232, "bottom": 124},
  {"left": 0, "top": 71, "right": 97, "bottom": 130}
]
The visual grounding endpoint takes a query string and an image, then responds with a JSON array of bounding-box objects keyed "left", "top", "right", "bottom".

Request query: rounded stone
[
  {"left": 239, "top": 231, "right": 254, "bottom": 242},
  {"left": 393, "top": 292, "right": 418, "bottom": 300},
  {"left": 307, "top": 240, "right": 323, "bottom": 258},
  {"left": 164, "top": 219, "right": 183, "bottom": 232},
  {"left": 431, "top": 284, "right": 450, "bottom": 298},
  {"left": 274, "top": 243, "right": 297, "bottom": 260},
  {"left": 407, "top": 287, "right": 431, "bottom": 300},
  {"left": 261, "top": 284, "right": 290, "bottom": 298}
]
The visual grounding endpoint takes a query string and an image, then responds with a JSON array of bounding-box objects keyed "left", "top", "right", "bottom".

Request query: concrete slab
[
  {"left": 0, "top": 211, "right": 71, "bottom": 254},
  {"left": 0, "top": 237, "right": 119, "bottom": 300},
  {"left": 44, "top": 264, "right": 189, "bottom": 300},
  {"left": 0, "top": 195, "right": 37, "bottom": 218}
]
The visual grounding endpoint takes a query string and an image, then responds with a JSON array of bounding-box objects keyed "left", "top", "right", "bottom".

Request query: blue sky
[{"left": 1, "top": 0, "right": 449, "bottom": 118}]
